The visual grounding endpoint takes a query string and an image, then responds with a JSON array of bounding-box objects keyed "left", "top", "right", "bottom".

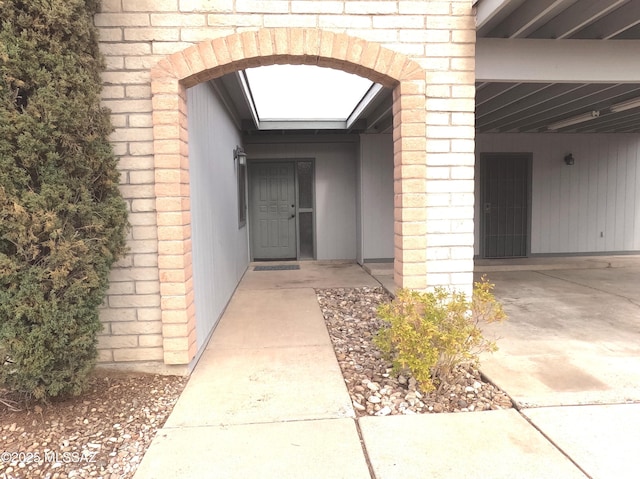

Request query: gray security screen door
[
  {"left": 480, "top": 153, "right": 531, "bottom": 258},
  {"left": 249, "top": 162, "right": 297, "bottom": 260}
]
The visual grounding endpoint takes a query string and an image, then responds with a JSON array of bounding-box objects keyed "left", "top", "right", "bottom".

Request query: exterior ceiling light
[
  {"left": 548, "top": 110, "right": 600, "bottom": 131},
  {"left": 610, "top": 97, "right": 640, "bottom": 113}
]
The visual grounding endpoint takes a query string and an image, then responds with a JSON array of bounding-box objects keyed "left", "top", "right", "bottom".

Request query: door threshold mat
[{"left": 254, "top": 265, "right": 300, "bottom": 271}]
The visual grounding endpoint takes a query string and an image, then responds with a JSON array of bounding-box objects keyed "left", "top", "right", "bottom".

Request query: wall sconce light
[
  {"left": 234, "top": 146, "right": 247, "bottom": 166},
  {"left": 564, "top": 153, "right": 575, "bottom": 166}
]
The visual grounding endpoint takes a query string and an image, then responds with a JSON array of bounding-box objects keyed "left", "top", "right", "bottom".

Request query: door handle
[
  {"left": 289, "top": 214, "right": 295, "bottom": 219},
  {"left": 484, "top": 202, "right": 491, "bottom": 213}
]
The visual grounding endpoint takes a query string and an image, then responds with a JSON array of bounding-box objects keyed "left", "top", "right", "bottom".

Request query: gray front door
[
  {"left": 480, "top": 153, "right": 531, "bottom": 258},
  {"left": 249, "top": 162, "right": 297, "bottom": 260}
]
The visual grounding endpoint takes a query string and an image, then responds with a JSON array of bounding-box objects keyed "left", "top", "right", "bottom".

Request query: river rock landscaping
[
  {"left": 0, "top": 285, "right": 513, "bottom": 479},
  {"left": 316, "top": 286, "right": 513, "bottom": 417},
  {"left": 0, "top": 372, "right": 187, "bottom": 479}
]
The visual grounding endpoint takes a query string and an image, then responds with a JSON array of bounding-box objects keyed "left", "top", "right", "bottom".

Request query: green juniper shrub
[
  {"left": 0, "top": 0, "right": 128, "bottom": 399},
  {"left": 375, "top": 276, "right": 507, "bottom": 393}
]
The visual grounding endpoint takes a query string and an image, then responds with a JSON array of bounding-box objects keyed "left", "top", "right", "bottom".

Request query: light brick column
[
  {"left": 151, "top": 71, "right": 197, "bottom": 364},
  {"left": 423, "top": 6, "right": 477, "bottom": 296}
]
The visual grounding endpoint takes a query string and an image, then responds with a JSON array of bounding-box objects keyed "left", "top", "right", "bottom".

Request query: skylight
[{"left": 244, "top": 64, "right": 374, "bottom": 121}]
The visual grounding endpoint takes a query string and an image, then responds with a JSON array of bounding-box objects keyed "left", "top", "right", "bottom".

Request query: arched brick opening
[{"left": 150, "top": 28, "right": 427, "bottom": 365}]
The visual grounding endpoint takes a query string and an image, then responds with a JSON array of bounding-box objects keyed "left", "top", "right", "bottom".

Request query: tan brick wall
[{"left": 96, "top": 0, "right": 476, "bottom": 367}]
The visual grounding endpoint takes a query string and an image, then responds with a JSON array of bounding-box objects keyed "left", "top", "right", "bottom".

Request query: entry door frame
[
  {"left": 247, "top": 158, "right": 316, "bottom": 261},
  {"left": 479, "top": 152, "right": 533, "bottom": 259}
]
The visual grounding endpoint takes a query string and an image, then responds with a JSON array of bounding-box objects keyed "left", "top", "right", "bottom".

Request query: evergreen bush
[
  {"left": 0, "top": 0, "right": 128, "bottom": 399},
  {"left": 375, "top": 277, "right": 507, "bottom": 392}
]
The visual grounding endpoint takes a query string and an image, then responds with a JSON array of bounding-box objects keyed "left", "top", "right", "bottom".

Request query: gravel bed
[
  {"left": 0, "top": 372, "right": 187, "bottom": 479},
  {"left": 316, "top": 286, "right": 513, "bottom": 417}
]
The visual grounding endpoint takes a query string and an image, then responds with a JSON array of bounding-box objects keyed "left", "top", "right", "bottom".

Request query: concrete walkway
[{"left": 134, "top": 259, "right": 640, "bottom": 479}]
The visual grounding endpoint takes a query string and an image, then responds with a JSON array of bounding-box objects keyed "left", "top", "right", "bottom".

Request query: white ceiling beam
[
  {"left": 476, "top": 84, "right": 551, "bottom": 119},
  {"left": 475, "top": 0, "right": 515, "bottom": 30},
  {"left": 475, "top": 82, "right": 520, "bottom": 106},
  {"left": 476, "top": 38, "right": 640, "bottom": 83},
  {"left": 529, "top": 0, "right": 628, "bottom": 39},
  {"left": 573, "top": 1, "right": 640, "bottom": 39},
  {"left": 488, "top": 0, "right": 577, "bottom": 38}
]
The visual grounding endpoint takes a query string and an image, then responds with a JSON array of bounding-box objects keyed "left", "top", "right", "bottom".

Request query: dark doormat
[{"left": 254, "top": 265, "right": 301, "bottom": 271}]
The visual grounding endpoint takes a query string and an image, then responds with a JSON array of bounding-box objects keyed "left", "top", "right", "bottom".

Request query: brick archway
[{"left": 150, "top": 28, "right": 427, "bottom": 364}]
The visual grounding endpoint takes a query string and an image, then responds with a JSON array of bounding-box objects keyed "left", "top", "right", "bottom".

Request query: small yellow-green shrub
[{"left": 375, "top": 277, "right": 506, "bottom": 392}]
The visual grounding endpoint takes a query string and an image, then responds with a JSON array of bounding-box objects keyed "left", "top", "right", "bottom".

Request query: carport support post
[{"left": 393, "top": 73, "right": 476, "bottom": 297}]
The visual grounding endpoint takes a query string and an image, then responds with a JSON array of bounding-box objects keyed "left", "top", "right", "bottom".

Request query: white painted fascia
[
  {"left": 257, "top": 120, "right": 347, "bottom": 130},
  {"left": 236, "top": 70, "right": 261, "bottom": 128},
  {"left": 346, "top": 83, "right": 385, "bottom": 130}
]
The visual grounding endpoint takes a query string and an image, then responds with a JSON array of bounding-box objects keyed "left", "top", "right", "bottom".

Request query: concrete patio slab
[
  {"left": 134, "top": 418, "right": 371, "bottom": 479},
  {"left": 375, "top": 274, "right": 395, "bottom": 295},
  {"left": 475, "top": 254, "right": 640, "bottom": 273},
  {"left": 541, "top": 265, "right": 640, "bottom": 302},
  {"left": 482, "top": 346, "right": 640, "bottom": 407},
  {"left": 239, "top": 261, "right": 379, "bottom": 290},
  {"left": 361, "top": 262, "right": 396, "bottom": 295},
  {"left": 523, "top": 404, "right": 640, "bottom": 479},
  {"left": 359, "top": 409, "right": 587, "bottom": 479},
  {"left": 165, "top": 344, "right": 354, "bottom": 427},
  {"left": 479, "top": 268, "right": 640, "bottom": 407},
  {"left": 207, "top": 288, "right": 332, "bottom": 350}
]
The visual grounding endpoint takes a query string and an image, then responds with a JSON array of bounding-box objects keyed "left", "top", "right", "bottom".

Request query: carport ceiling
[
  {"left": 210, "top": 0, "right": 640, "bottom": 135},
  {"left": 476, "top": 0, "right": 640, "bottom": 133}
]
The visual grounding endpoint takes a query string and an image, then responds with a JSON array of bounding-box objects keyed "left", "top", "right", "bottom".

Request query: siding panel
[
  {"left": 187, "top": 83, "right": 249, "bottom": 350},
  {"left": 575, "top": 138, "right": 589, "bottom": 252},
  {"left": 635, "top": 144, "right": 640, "bottom": 248},
  {"left": 605, "top": 141, "right": 617, "bottom": 251},
  {"left": 624, "top": 143, "right": 638, "bottom": 250},
  {"left": 360, "top": 134, "right": 394, "bottom": 260},
  {"left": 596, "top": 139, "right": 608, "bottom": 251},
  {"left": 614, "top": 143, "right": 627, "bottom": 251},
  {"left": 586, "top": 135, "right": 599, "bottom": 252}
]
